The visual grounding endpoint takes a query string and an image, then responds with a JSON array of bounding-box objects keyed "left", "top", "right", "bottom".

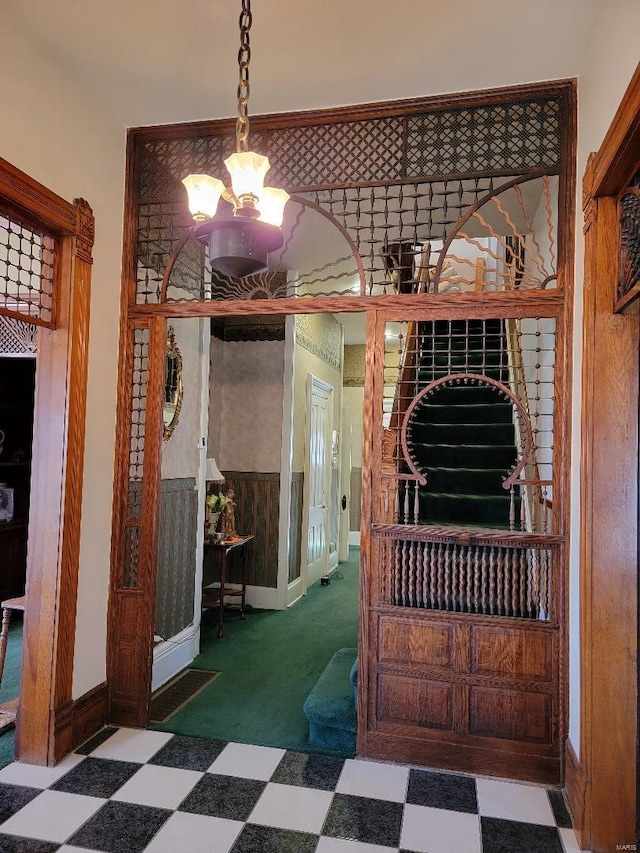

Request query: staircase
[{"left": 407, "top": 319, "right": 519, "bottom": 529}]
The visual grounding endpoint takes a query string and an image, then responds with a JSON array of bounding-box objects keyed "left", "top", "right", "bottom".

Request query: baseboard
[
  {"left": 152, "top": 626, "right": 200, "bottom": 692},
  {"left": 246, "top": 584, "right": 279, "bottom": 610},
  {"left": 52, "top": 682, "right": 109, "bottom": 762},
  {"left": 564, "top": 738, "right": 589, "bottom": 850},
  {"left": 363, "top": 728, "right": 560, "bottom": 786},
  {"left": 287, "top": 576, "right": 304, "bottom": 607}
]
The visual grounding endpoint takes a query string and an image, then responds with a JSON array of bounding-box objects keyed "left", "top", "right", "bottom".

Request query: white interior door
[{"left": 302, "top": 375, "right": 333, "bottom": 590}]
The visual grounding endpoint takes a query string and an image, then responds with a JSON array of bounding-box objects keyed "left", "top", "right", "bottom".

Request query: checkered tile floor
[{"left": 0, "top": 727, "right": 583, "bottom": 852}]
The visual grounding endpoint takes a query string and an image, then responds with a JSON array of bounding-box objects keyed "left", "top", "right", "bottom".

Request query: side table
[
  {"left": 0, "top": 595, "right": 25, "bottom": 731},
  {"left": 202, "top": 535, "right": 254, "bottom": 638}
]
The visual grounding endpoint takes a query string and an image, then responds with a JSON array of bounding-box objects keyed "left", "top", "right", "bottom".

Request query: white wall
[
  {"left": 214, "top": 340, "right": 285, "bottom": 474},
  {"left": 567, "top": 1, "right": 640, "bottom": 751},
  {"left": 0, "top": 12, "right": 125, "bottom": 698},
  {"left": 161, "top": 318, "right": 204, "bottom": 481}
]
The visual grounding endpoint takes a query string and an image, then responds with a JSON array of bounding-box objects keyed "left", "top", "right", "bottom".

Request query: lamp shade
[
  {"left": 182, "top": 174, "right": 225, "bottom": 221},
  {"left": 258, "top": 187, "right": 290, "bottom": 227},
  {"left": 224, "top": 151, "right": 270, "bottom": 202},
  {"left": 205, "top": 457, "right": 225, "bottom": 483}
]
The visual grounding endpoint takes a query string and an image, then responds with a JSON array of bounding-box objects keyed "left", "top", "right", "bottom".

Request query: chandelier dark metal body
[{"left": 182, "top": 0, "right": 289, "bottom": 279}]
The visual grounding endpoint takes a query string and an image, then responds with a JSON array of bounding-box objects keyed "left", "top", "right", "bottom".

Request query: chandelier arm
[{"left": 236, "top": 0, "right": 252, "bottom": 153}]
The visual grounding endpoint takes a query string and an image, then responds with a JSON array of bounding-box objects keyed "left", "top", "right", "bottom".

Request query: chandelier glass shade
[{"left": 181, "top": 0, "right": 289, "bottom": 279}]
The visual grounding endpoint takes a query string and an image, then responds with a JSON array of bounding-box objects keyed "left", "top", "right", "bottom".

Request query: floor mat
[{"left": 150, "top": 669, "right": 219, "bottom": 723}]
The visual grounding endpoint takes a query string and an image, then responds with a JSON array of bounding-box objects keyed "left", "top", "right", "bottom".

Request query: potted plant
[{"left": 206, "top": 492, "right": 231, "bottom": 536}]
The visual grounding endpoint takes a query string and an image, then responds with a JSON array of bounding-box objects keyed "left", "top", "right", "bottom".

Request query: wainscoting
[
  {"left": 155, "top": 477, "right": 198, "bottom": 641},
  {"left": 219, "top": 471, "right": 280, "bottom": 588},
  {"left": 288, "top": 472, "right": 304, "bottom": 584}
]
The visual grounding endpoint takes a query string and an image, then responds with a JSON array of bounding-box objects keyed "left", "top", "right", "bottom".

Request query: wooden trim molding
[
  {"left": 52, "top": 683, "right": 109, "bottom": 758},
  {"left": 587, "top": 62, "right": 640, "bottom": 198},
  {"left": 564, "top": 738, "right": 588, "bottom": 849},
  {"left": 71, "top": 683, "right": 109, "bottom": 751},
  {"left": 580, "top": 62, "right": 640, "bottom": 852},
  {"left": 0, "top": 160, "right": 94, "bottom": 765}
]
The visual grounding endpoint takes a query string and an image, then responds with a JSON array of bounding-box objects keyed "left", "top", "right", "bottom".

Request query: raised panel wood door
[
  {"left": 302, "top": 375, "right": 333, "bottom": 590},
  {"left": 359, "top": 307, "right": 565, "bottom": 785}
]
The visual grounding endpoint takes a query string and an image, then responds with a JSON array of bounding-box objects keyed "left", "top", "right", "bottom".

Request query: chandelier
[{"left": 182, "top": 0, "right": 290, "bottom": 279}]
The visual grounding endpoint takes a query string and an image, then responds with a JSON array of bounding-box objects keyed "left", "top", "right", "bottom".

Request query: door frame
[
  {"left": 570, "top": 62, "right": 640, "bottom": 851},
  {"left": 0, "top": 156, "right": 94, "bottom": 764}
]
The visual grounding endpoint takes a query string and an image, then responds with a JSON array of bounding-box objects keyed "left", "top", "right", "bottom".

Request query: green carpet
[
  {"left": 151, "top": 547, "right": 360, "bottom": 757},
  {"left": 0, "top": 615, "right": 22, "bottom": 768}
]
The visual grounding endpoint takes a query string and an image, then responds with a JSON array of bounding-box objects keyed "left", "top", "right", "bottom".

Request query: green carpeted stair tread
[
  {"left": 415, "top": 404, "right": 513, "bottom": 425},
  {"left": 417, "top": 385, "right": 512, "bottom": 405},
  {"left": 423, "top": 352, "right": 507, "bottom": 369},
  {"left": 418, "top": 492, "right": 515, "bottom": 526},
  {"left": 425, "top": 466, "right": 512, "bottom": 493},
  {"left": 303, "top": 648, "right": 357, "bottom": 753},
  {"left": 409, "top": 422, "right": 515, "bottom": 444},
  {"left": 412, "top": 443, "right": 518, "bottom": 468},
  {"left": 418, "top": 368, "right": 509, "bottom": 384}
]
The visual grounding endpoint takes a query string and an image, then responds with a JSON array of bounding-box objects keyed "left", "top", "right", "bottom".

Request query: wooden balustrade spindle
[
  {"left": 481, "top": 546, "right": 487, "bottom": 613},
  {"left": 444, "top": 544, "right": 451, "bottom": 609},
  {"left": 429, "top": 542, "right": 436, "bottom": 608},
  {"left": 509, "top": 486, "right": 516, "bottom": 532},
  {"left": 436, "top": 543, "right": 444, "bottom": 610},
  {"left": 519, "top": 548, "right": 526, "bottom": 617},
  {"left": 489, "top": 546, "right": 496, "bottom": 615},
  {"left": 408, "top": 539, "right": 416, "bottom": 607},
  {"left": 401, "top": 539, "right": 408, "bottom": 606},
  {"left": 496, "top": 547, "right": 503, "bottom": 615}
]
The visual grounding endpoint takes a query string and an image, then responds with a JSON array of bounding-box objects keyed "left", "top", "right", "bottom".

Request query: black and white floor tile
[{"left": 0, "top": 727, "right": 583, "bottom": 852}]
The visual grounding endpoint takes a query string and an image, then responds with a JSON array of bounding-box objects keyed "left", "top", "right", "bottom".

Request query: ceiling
[
  {"left": 4, "top": 1, "right": 600, "bottom": 346},
  {"left": 3, "top": 0, "right": 599, "bottom": 129}
]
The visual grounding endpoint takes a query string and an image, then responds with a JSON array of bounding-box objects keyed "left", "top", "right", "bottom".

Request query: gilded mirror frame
[{"left": 163, "top": 325, "right": 183, "bottom": 441}]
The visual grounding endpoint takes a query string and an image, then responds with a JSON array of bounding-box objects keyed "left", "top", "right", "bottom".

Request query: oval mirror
[{"left": 163, "top": 325, "right": 183, "bottom": 441}]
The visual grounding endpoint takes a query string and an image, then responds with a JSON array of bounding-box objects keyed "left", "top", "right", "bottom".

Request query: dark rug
[{"left": 150, "top": 669, "right": 219, "bottom": 723}]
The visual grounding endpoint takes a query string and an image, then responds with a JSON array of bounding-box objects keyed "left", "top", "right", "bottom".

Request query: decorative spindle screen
[
  {"left": 122, "top": 327, "right": 149, "bottom": 590},
  {"left": 376, "top": 530, "right": 559, "bottom": 622},
  {"left": 133, "top": 95, "right": 564, "bottom": 305},
  {"left": 376, "top": 314, "right": 557, "bottom": 622},
  {"left": 0, "top": 210, "right": 55, "bottom": 326}
]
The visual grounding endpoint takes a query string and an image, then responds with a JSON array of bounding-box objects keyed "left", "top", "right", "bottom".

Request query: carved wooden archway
[{"left": 110, "top": 82, "right": 576, "bottom": 787}]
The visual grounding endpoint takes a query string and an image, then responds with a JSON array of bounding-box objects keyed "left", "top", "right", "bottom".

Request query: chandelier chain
[{"left": 236, "top": 0, "right": 252, "bottom": 152}]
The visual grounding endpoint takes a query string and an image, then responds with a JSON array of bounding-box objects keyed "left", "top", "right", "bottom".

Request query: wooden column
[
  {"left": 107, "top": 316, "right": 165, "bottom": 726},
  {"left": 574, "top": 63, "right": 640, "bottom": 852}
]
